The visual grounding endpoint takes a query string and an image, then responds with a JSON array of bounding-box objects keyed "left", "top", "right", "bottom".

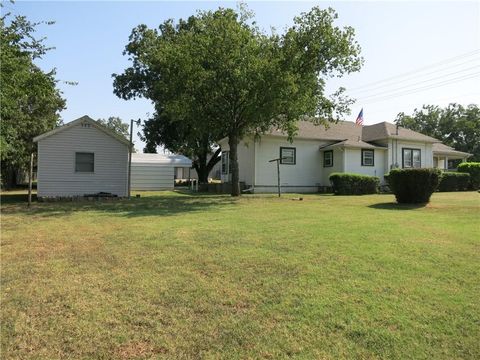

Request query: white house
[
  {"left": 131, "top": 153, "right": 192, "bottom": 190},
  {"left": 33, "top": 115, "right": 130, "bottom": 198},
  {"left": 218, "top": 120, "right": 471, "bottom": 193}
]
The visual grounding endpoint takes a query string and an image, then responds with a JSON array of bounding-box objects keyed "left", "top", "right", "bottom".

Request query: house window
[
  {"left": 323, "top": 150, "right": 333, "bottom": 167},
  {"left": 280, "top": 147, "right": 296, "bottom": 165},
  {"left": 75, "top": 152, "right": 94, "bottom": 172},
  {"left": 221, "top": 151, "right": 230, "bottom": 174},
  {"left": 402, "top": 148, "right": 421, "bottom": 168},
  {"left": 361, "top": 149, "right": 374, "bottom": 166}
]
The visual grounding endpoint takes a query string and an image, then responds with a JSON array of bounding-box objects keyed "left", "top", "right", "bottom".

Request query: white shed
[
  {"left": 33, "top": 115, "right": 130, "bottom": 198},
  {"left": 131, "top": 153, "right": 192, "bottom": 190}
]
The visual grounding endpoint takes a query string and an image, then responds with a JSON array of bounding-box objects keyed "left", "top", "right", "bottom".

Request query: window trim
[
  {"left": 323, "top": 150, "right": 333, "bottom": 168},
  {"left": 402, "top": 148, "right": 421, "bottom": 168},
  {"left": 75, "top": 152, "right": 95, "bottom": 173},
  {"left": 361, "top": 149, "right": 375, "bottom": 167},
  {"left": 280, "top": 147, "right": 296, "bottom": 165}
]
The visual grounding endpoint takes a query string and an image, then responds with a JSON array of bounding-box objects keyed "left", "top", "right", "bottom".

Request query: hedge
[
  {"left": 438, "top": 172, "right": 470, "bottom": 192},
  {"left": 385, "top": 168, "right": 441, "bottom": 204},
  {"left": 457, "top": 162, "right": 480, "bottom": 189},
  {"left": 329, "top": 173, "right": 379, "bottom": 195}
]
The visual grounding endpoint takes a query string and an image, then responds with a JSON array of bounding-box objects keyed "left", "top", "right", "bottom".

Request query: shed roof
[
  {"left": 131, "top": 153, "right": 192, "bottom": 167},
  {"left": 33, "top": 115, "right": 131, "bottom": 146}
]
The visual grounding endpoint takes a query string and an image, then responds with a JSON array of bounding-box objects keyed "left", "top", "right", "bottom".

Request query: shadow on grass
[
  {"left": 1, "top": 191, "right": 237, "bottom": 218},
  {"left": 368, "top": 202, "right": 427, "bottom": 210}
]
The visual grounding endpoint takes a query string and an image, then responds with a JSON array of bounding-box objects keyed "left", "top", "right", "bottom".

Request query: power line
[
  {"left": 358, "top": 72, "right": 480, "bottom": 105},
  {"left": 356, "top": 65, "right": 480, "bottom": 101},
  {"left": 348, "top": 49, "right": 480, "bottom": 91},
  {"left": 349, "top": 57, "right": 480, "bottom": 95}
]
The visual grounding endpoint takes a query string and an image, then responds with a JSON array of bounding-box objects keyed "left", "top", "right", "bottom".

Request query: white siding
[
  {"left": 218, "top": 138, "right": 255, "bottom": 186},
  {"left": 343, "top": 148, "right": 387, "bottom": 183},
  {"left": 131, "top": 164, "right": 174, "bottom": 190},
  {"left": 37, "top": 123, "right": 128, "bottom": 197},
  {"left": 320, "top": 148, "right": 344, "bottom": 186},
  {"left": 254, "top": 136, "right": 328, "bottom": 192},
  {"left": 384, "top": 139, "right": 434, "bottom": 170}
]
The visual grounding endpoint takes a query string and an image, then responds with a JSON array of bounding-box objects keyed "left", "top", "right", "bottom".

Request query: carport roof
[{"left": 131, "top": 153, "right": 192, "bottom": 167}]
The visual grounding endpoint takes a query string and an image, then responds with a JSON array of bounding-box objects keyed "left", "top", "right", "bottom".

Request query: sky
[{"left": 6, "top": 1, "right": 480, "bottom": 151}]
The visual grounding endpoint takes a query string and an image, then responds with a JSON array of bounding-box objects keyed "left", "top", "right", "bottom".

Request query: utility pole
[{"left": 128, "top": 119, "right": 141, "bottom": 198}]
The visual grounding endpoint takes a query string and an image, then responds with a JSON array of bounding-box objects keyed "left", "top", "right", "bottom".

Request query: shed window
[
  {"left": 402, "top": 148, "right": 421, "bottom": 168},
  {"left": 75, "top": 152, "right": 94, "bottom": 172},
  {"left": 280, "top": 147, "right": 296, "bottom": 165},
  {"left": 362, "top": 149, "right": 374, "bottom": 166},
  {"left": 221, "top": 151, "right": 230, "bottom": 174},
  {"left": 324, "top": 150, "right": 333, "bottom": 167}
]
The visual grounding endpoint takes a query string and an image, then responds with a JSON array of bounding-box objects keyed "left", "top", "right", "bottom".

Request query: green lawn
[{"left": 1, "top": 191, "right": 479, "bottom": 359}]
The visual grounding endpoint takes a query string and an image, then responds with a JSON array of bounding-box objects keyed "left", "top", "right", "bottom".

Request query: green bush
[
  {"left": 329, "top": 173, "right": 379, "bottom": 195},
  {"left": 457, "top": 162, "right": 480, "bottom": 189},
  {"left": 438, "top": 172, "right": 470, "bottom": 192},
  {"left": 386, "top": 168, "right": 441, "bottom": 204}
]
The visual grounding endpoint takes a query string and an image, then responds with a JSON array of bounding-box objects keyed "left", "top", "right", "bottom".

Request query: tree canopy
[
  {"left": 97, "top": 116, "right": 130, "bottom": 140},
  {"left": 0, "top": 10, "right": 66, "bottom": 187},
  {"left": 395, "top": 104, "right": 480, "bottom": 161},
  {"left": 113, "top": 6, "right": 362, "bottom": 195}
]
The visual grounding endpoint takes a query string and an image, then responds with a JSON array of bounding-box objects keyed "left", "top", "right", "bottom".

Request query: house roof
[
  {"left": 33, "top": 115, "right": 131, "bottom": 146},
  {"left": 362, "top": 122, "right": 439, "bottom": 143},
  {"left": 432, "top": 143, "right": 472, "bottom": 158},
  {"left": 131, "top": 153, "right": 192, "bottom": 167},
  {"left": 319, "top": 139, "right": 388, "bottom": 150},
  {"left": 266, "top": 120, "right": 363, "bottom": 141},
  {"left": 265, "top": 120, "right": 440, "bottom": 144}
]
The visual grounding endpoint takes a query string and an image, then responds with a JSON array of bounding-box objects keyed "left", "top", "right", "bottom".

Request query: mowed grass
[{"left": 1, "top": 191, "right": 479, "bottom": 359}]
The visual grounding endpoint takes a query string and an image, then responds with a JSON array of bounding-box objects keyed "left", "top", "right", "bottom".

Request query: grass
[{"left": 1, "top": 190, "right": 479, "bottom": 359}]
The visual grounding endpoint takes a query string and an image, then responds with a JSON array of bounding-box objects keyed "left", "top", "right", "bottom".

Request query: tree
[
  {"left": 141, "top": 111, "right": 221, "bottom": 183},
  {"left": 97, "top": 116, "right": 129, "bottom": 139},
  {"left": 395, "top": 104, "right": 480, "bottom": 161},
  {"left": 113, "top": 6, "right": 362, "bottom": 195},
  {"left": 0, "top": 10, "right": 66, "bottom": 188}
]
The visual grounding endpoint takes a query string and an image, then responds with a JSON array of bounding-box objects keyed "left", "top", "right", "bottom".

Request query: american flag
[{"left": 356, "top": 108, "right": 364, "bottom": 126}]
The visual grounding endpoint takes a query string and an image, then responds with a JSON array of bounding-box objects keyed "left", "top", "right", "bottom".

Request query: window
[
  {"left": 75, "top": 152, "right": 94, "bottom": 172},
  {"left": 402, "top": 148, "right": 421, "bottom": 168},
  {"left": 221, "top": 151, "right": 230, "bottom": 174},
  {"left": 280, "top": 147, "right": 296, "bottom": 165},
  {"left": 361, "top": 149, "right": 374, "bottom": 166},
  {"left": 323, "top": 150, "right": 333, "bottom": 167}
]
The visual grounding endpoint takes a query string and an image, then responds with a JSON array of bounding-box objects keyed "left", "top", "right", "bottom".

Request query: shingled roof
[
  {"left": 266, "top": 120, "right": 362, "bottom": 141},
  {"left": 432, "top": 143, "right": 472, "bottom": 157},
  {"left": 265, "top": 120, "right": 440, "bottom": 145},
  {"left": 362, "top": 122, "right": 439, "bottom": 143}
]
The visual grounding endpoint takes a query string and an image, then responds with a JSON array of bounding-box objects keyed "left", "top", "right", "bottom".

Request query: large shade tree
[
  {"left": 0, "top": 10, "right": 66, "bottom": 188},
  {"left": 113, "top": 6, "right": 362, "bottom": 195},
  {"left": 395, "top": 104, "right": 480, "bottom": 161}
]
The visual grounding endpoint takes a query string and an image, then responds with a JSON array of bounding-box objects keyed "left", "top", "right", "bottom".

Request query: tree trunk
[
  {"left": 228, "top": 135, "right": 240, "bottom": 197},
  {"left": 193, "top": 148, "right": 221, "bottom": 184}
]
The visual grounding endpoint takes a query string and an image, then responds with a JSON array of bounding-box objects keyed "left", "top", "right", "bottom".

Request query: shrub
[
  {"left": 329, "top": 173, "right": 379, "bottom": 195},
  {"left": 457, "top": 162, "right": 480, "bottom": 189},
  {"left": 386, "top": 168, "right": 441, "bottom": 203},
  {"left": 438, "top": 172, "right": 470, "bottom": 192}
]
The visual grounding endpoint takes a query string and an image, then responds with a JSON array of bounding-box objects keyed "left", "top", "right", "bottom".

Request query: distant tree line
[{"left": 395, "top": 104, "right": 480, "bottom": 161}]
